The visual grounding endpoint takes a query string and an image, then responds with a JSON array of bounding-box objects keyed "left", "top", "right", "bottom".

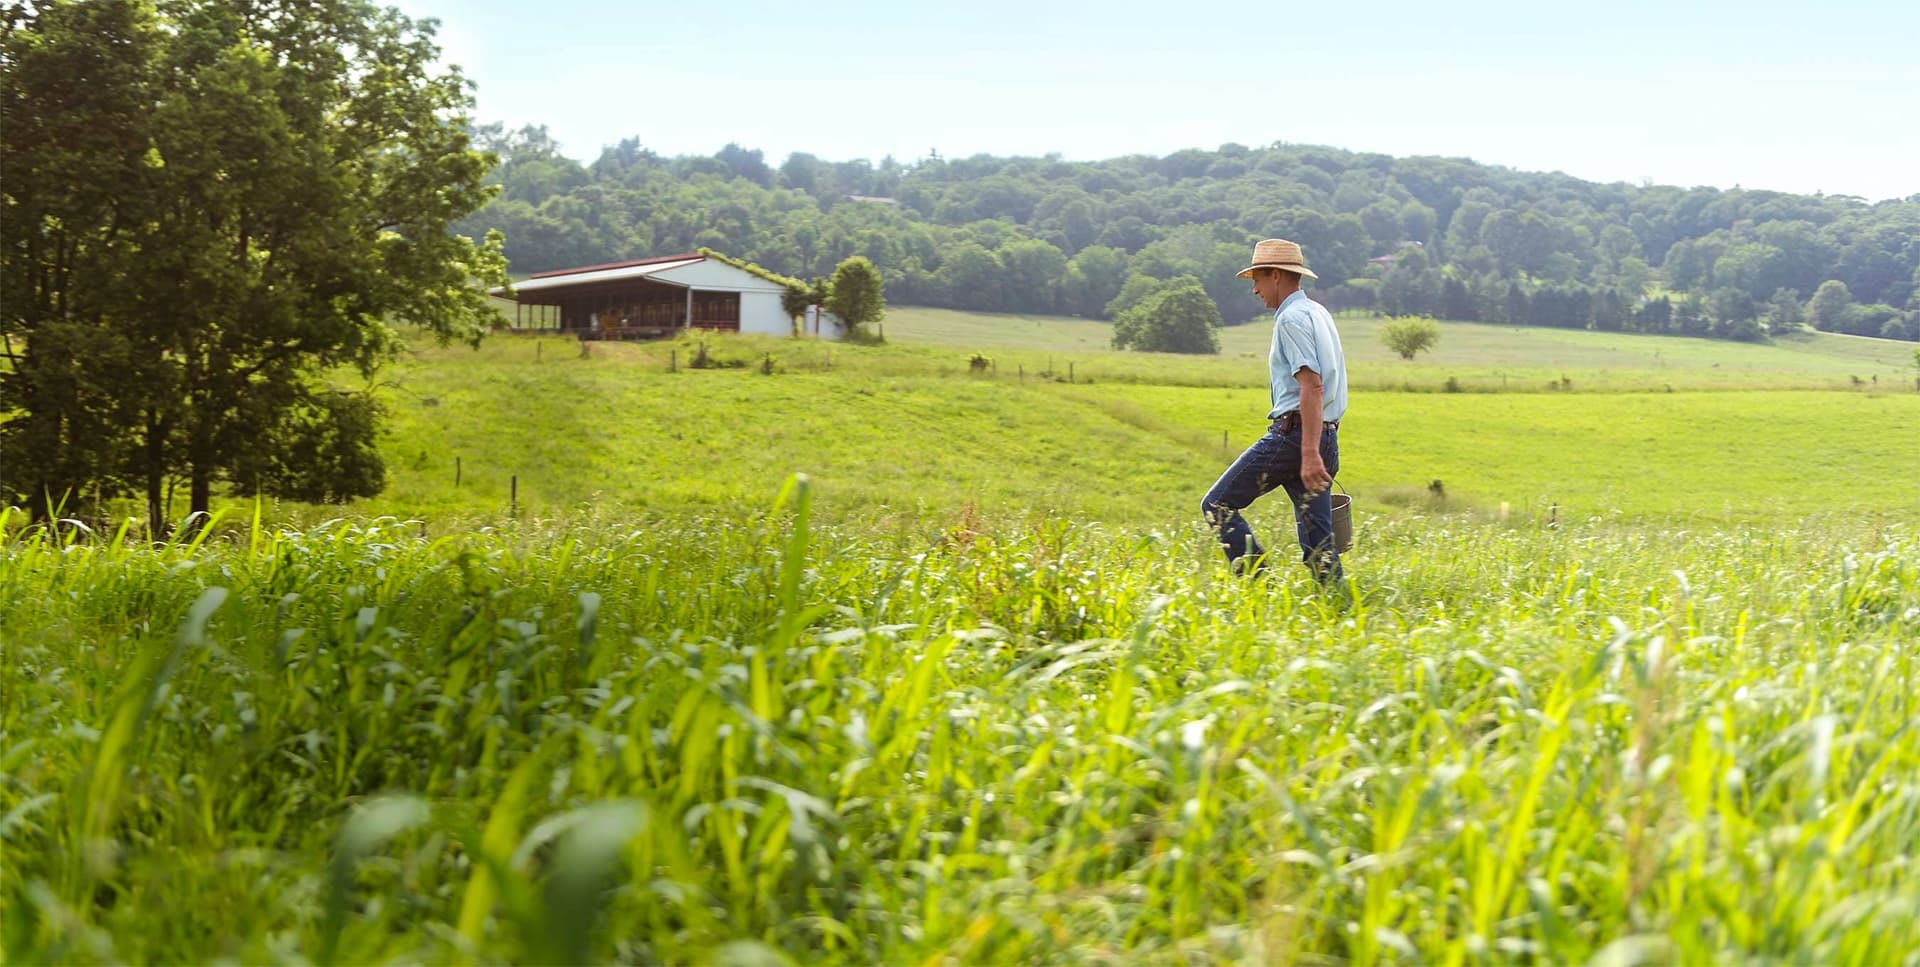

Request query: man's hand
[{"left": 1301, "top": 452, "right": 1331, "bottom": 494}]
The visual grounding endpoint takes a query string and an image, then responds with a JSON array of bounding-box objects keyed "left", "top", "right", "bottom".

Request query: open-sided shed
[{"left": 492, "top": 251, "right": 840, "bottom": 340}]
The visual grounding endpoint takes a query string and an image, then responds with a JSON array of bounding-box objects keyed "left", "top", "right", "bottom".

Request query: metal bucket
[{"left": 1330, "top": 492, "right": 1354, "bottom": 553}]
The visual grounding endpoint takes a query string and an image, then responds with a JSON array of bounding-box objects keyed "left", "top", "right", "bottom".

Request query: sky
[{"left": 390, "top": 0, "right": 1919, "bottom": 201}]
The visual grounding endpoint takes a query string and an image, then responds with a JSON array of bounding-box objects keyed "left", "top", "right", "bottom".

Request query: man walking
[{"left": 1201, "top": 238, "right": 1348, "bottom": 584}]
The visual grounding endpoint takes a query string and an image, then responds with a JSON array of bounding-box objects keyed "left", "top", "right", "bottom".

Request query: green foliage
[
  {"left": 1063, "top": 244, "right": 1130, "bottom": 318},
  {"left": 443, "top": 119, "right": 1920, "bottom": 348},
  {"left": 229, "top": 390, "right": 386, "bottom": 503},
  {"left": 3, "top": 495, "right": 1919, "bottom": 962},
  {"left": 1764, "top": 288, "right": 1807, "bottom": 335},
  {"left": 1809, "top": 279, "right": 1853, "bottom": 331},
  {"left": 1111, "top": 276, "right": 1220, "bottom": 354},
  {"left": 0, "top": 0, "right": 507, "bottom": 533},
  {"left": 1104, "top": 274, "right": 1168, "bottom": 319},
  {"left": 824, "top": 256, "right": 886, "bottom": 334},
  {"left": 779, "top": 284, "right": 813, "bottom": 325},
  {"left": 1380, "top": 316, "right": 1442, "bottom": 360}
]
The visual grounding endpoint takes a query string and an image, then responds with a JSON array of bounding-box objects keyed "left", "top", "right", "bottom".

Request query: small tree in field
[
  {"left": 1381, "top": 316, "right": 1442, "bottom": 360},
  {"left": 780, "top": 284, "right": 812, "bottom": 335},
  {"left": 825, "top": 256, "right": 885, "bottom": 339},
  {"left": 1111, "top": 276, "right": 1220, "bottom": 354}
]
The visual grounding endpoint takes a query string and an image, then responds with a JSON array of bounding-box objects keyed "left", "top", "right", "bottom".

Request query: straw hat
[{"left": 1236, "top": 238, "right": 1318, "bottom": 280}]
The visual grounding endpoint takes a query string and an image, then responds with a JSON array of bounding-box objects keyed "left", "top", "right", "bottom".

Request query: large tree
[
  {"left": 1, "top": 0, "right": 507, "bottom": 534},
  {"left": 1808, "top": 280, "right": 1853, "bottom": 332}
]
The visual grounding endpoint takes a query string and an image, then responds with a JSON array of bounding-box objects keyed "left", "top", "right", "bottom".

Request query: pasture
[
  {"left": 353, "top": 327, "right": 1920, "bottom": 524},
  {"left": 4, "top": 310, "right": 1920, "bottom": 963},
  {"left": 884, "top": 306, "right": 1920, "bottom": 392}
]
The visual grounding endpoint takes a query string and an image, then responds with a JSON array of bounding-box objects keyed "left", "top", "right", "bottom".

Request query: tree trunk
[
  {"left": 189, "top": 463, "right": 212, "bottom": 533},
  {"left": 143, "top": 410, "right": 168, "bottom": 541}
]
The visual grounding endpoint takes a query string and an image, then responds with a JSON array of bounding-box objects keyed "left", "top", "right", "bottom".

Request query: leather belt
[{"left": 1275, "top": 411, "right": 1338, "bottom": 433}]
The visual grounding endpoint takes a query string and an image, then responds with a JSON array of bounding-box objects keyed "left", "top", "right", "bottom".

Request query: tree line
[{"left": 456, "top": 128, "right": 1920, "bottom": 345}]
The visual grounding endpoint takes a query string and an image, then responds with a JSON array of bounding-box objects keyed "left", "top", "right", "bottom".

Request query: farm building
[{"left": 491, "top": 251, "right": 843, "bottom": 340}]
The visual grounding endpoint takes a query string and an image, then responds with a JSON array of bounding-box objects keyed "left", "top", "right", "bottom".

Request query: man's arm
[{"left": 1297, "top": 367, "right": 1331, "bottom": 493}]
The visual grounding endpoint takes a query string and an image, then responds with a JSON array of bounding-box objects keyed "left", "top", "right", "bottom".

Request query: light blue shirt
[{"left": 1267, "top": 290, "right": 1347, "bottom": 422}]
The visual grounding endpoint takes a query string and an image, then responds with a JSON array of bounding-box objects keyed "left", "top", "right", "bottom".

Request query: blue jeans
[{"left": 1202, "top": 422, "right": 1342, "bottom": 583}]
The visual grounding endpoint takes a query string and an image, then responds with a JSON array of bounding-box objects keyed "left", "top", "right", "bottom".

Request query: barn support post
[{"left": 685, "top": 288, "right": 693, "bottom": 330}]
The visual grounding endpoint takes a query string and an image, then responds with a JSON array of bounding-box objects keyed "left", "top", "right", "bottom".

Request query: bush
[
  {"left": 1110, "top": 276, "right": 1221, "bottom": 354},
  {"left": 1380, "top": 316, "right": 1441, "bottom": 360},
  {"left": 689, "top": 341, "right": 745, "bottom": 370},
  {"left": 825, "top": 256, "right": 886, "bottom": 337}
]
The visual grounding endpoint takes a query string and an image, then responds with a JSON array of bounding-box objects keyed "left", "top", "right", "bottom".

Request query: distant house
[
  {"left": 846, "top": 194, "right": 900, "bottom": 206},
  {"left": 491, "top": 251, "right": 843, "bottom": 340},
  {"left": 1368, "top": 240, "right": 1425, "bottom": 268}
]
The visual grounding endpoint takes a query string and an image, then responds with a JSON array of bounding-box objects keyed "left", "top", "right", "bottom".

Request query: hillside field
[
  {"left": 348, "top": 323, "right": 1920, "bottom": 527},
  {"left": 884, "top": 306, "right": 1920, "bottom": 392},
  {"left": 5, "top": 310, "right": 1920, "bottom": 964}
]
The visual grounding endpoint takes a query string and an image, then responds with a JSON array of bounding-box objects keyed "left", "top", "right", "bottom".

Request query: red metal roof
[{"left": 526, "top": 253, "right": 704, "bottom": 279}]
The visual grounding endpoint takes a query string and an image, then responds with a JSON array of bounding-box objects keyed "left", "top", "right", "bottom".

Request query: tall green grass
[{"left": 4, "top": 493, "right": 1917, "bottom": 962}]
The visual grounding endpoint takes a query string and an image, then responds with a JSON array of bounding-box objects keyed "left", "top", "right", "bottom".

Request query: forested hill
[{"left": 454, "top": 125, "right": 1920, "bottom": 343}]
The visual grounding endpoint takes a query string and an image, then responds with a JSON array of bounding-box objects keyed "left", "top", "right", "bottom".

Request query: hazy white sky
[{"left": 392, "top": 0, "right": 1919, "bottom": 201}]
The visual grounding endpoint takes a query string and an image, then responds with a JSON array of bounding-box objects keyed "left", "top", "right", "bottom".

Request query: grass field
[
  {"left": 5, "top": 496, "right": 1917, "bottom": 962},
  {"left": 885, "top": 306, "right": 1920, "bottom": 392},
  {"left": 349, "top": 330, "right": 1919, "bottom": 525},
  {"left": 5, "top": 309, "right": 1920, "bottom": 963}
]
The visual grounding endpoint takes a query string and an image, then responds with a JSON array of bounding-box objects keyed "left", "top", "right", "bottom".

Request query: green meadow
[
  {"left": 6, "top": 310, "right": 1920, "bottom": 963},
  {"left": 885, "top": 305, "right": 1920, "bottom": 392},
  {"left": 353, "top": 322, "right": 1919, "bottom": 525}
]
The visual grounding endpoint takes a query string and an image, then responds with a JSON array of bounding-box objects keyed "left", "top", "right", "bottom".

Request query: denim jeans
[{"left": 1202, "top": 422, "right": 1342, "bottom": 583}]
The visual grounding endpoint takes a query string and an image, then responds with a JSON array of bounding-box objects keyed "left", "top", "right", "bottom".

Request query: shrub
[
  {"left": 1110, "top": 276, "right": 1221, "bottom": 354},
  {"left": 1380, "top": 316, "right": 1441, "bottom": 360}
]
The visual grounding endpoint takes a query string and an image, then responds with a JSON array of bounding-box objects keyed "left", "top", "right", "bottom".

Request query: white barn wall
[
  {"left": 738, "top": 291, "right": 790, "bottom": 337},
  {"left": 652, "top": 260, "right": 785, "bottom": 292},
  {"left": 650, "top": 258, "right": 843, "bottom": 340}
]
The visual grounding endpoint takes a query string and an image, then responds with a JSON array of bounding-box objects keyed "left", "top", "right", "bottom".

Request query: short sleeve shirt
[{"left": 1267, "top": 291, "right": 1347, "bottom": 421}]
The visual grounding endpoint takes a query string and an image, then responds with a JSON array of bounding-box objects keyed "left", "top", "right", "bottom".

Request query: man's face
[{"left": 1250, "top": 269, "right": 1285, "bottom": 309}]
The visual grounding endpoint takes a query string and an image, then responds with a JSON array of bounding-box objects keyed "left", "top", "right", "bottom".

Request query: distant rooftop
[
  {"left": 497, "top": 254, "right": 705, "bottom": 295},
  {"left": 525, "top": 253, "right": 703, "bottom": 279}
]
